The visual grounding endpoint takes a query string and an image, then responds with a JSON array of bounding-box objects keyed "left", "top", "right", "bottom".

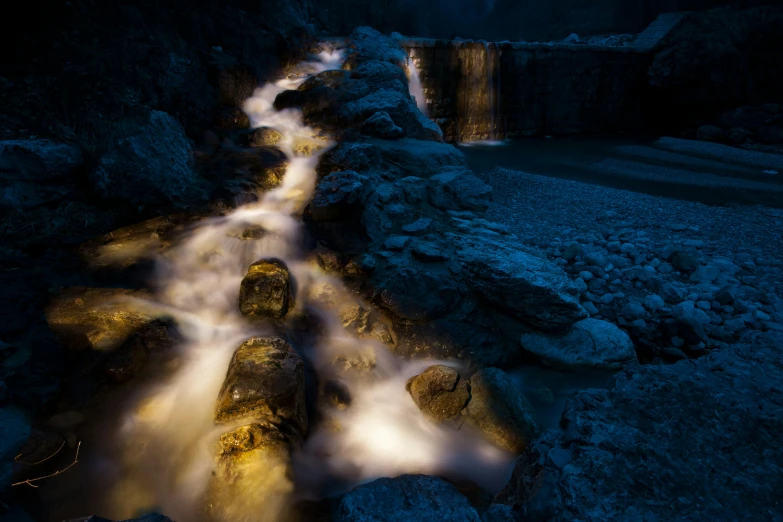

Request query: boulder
[
  {"left": 309, "top": 171, "right": 366, "bottom": 221},
  {"left": 239, "top": 259, "right": 294, "bottom": 319},
  {"left": 245, "top": 127, "right": 283, "bottom": 147},
  {"left": 454, "top": 235, "right": 586, "bottom": 332},
  {"left": 498, "top": 331, "right": 783, "bottom": 521},
  {"left": 0, "top": 139, "right": 83, "bottom": 209},
  {"left": 429, "top": 169, "right": 493, "bottom": 212},
  {"left": 362, "top": 111, "right": 405, "bottom": 139},
  {"left": 214, "top": 337, "right": 307, "bottom": 438},
  {"left": 464, "top": 368, "right": 538, "bottom": 454},
  {"left": 405, "top": 365, "right": 470, "bottom": 421},
  {"left": 92, "top": 111, "right": 206, "bottom": 206},
  {"left": 375, "top": 266, "right": 462, "bottom": 321},
  {"left": 344, "top": 26, "right": 409, "bottom": 69},
  {"left": 520, "top": 319, "right": 638, "bottom": 370},
  {"left": 339, "top": 88, "right": 443, "bottom": 142},
  {"left": 44, "top": 287, "right": 169, "bottom": 352},
  {"left": 334, "top": 474, "right": 481, "bottom": 522}
]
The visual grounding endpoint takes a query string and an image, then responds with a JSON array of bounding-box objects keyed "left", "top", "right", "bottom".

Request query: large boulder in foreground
[
  {"left": 239, "top": 259, "right": 294, "bottom": 319},
  {"left": 92, "top": 110, "right": 205, "bottom": 206},
  {"left": 498, "top": 331, "right": 783, "bottom": 521},
  {"left": 214, "top": 336, "right": 307, "bottom": 438},
  {"left": 520, "top": 318, "right": 638, "bottom": 370},
  {"left": 406, "top": 365, "right": 470, "bottom": 421},
  {"left": 334, "top": 474, "right": 481, "bottom": 522},
  {"left": 464, "top": 368, "right": 538, "bottom": 454}
]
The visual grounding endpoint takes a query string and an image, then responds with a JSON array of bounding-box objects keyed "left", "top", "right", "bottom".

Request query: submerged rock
[
  {"left": 520, "top": 318, "right": 638, "bottom": 370},
  {"left": 499, "top": 331, "right": 783, "bottom": 521},
  {"left": 335, "top": 474, "right": 481, "bottom": 522},
  {"left": 214, "top": 337, "right": 307, "bottom": 435},
  {"left": 92, "top": 110, "right": 206, "bottom": 206},
  {"left": 239, "top": 259, "right": 294, "bottom": 319},
  {"left": 406, "top": 365, "right": 470, "bottom": 421},
  {"left": 464, "top": 368, "right": 538, "bottom": 454}
]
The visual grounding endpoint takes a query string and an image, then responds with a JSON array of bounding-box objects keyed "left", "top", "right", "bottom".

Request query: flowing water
[
  {"left": 407, "top": 54, "right": 428, "bottom": 117},
  {"left": 77, "top": 49, "right": 513, "bottom": 522}
]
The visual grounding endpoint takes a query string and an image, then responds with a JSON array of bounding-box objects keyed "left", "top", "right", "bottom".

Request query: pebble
[{"left": 579, "top": 271, "right": 594, "bottom": 281}]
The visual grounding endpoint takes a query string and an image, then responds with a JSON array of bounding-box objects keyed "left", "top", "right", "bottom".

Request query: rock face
[
  {"left": 520, "top": 318, "right": 638, "bottom": 370},
  {"left": 0, "top": 139, "right": 84, "bottom": 209},
  {"left": 334, "top": 474, "right": 481, "bottom": 522},
  {"left": 464, "top": 368, "right": 539, "bottom": 454},
  {"left": 498, "top": 331, "right": 783, "bottom": 521},
  {"left": 405, "top": 365, "right": 470, "bottom": 421},
  {"left": 92, "top": 110, "right": 205, "bottom": 206},
  {"left": 239, "top": 259, "right": 295, "bottom": 319}
]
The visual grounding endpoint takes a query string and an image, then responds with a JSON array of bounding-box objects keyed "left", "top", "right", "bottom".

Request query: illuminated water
[
  {"left": 407, "top": 54, "right": 428, "bottom": 117},
  {"left": 78, "top": 50, "right": 513, "bottom": 522}
]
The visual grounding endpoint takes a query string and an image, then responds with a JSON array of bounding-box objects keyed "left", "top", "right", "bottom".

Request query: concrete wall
[{"left": 403, "top": 39, "right": 654, "bottom": 142}]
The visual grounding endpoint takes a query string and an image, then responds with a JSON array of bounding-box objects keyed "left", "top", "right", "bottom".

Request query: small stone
[
  {"left": 600, "top": 294, "right": 614, "bottom": 305},
  {"left": 644, "top": 294, "right": 665, "bottom": 311},
  {"left": 239, "top": 258, "right": 294, "bottom": 319},
  {"left": 622, "top": 302, "right": 646, "bottom": 320},
  {"left": 579, "top": 271, "right": 594, "bottom": 281},
  {"left": 406, "top": 365, "right": 470, "bottom": 421}
]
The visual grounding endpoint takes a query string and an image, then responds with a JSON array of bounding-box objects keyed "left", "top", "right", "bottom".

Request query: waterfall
[
  {"left": 407, "top": 54, "right": 428, "bottom": 117},
  {"left": 94, "top": 48, "right": 513, "bottom": 522}
]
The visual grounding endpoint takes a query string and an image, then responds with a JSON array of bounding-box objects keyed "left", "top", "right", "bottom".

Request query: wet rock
[
  {"left": 520, "top": 318, "right": 637, "bottom": 370},
  {"left": 245, "top": 127, "right": 283, "bottom": 147},
  {"left": 464, "top": 368, "right": 538, "bottom": 454},
  {"left": 0, "top": 139, "right": 83, "bottom": 209},
  {"left": 45, "top": 287, "right": 163, "bottom": 352},
  {"left": 321, "top": 379, "right": 352, "bottom": 410},
  {"left": 309, "top": 171, "right": 366, "bottom": 221},
  {"left": 93, "top": 110, "right": 206, "bottom": 206},
  {"left": 335, "top": 474, "right": 480, "bottom": 522},
  {"left": 455, "top": 235, "right": 586, "bottom": 332},
  {"left": 499, "top": 331, "right": 783, "bottom": 521},
  {"left": 361, "top": 111, "right": 404, "bottom": 139},
  {"left": 405, "top": 365, "right": 470, "bottom": 421},
  {"left": 239, "top": 259, "right": 294, "bottom": 319},
  {"left": 429, "top": 169, "right": 492, "bottom": 212},
  {"left": 214, "top": 337, "right": 307, "bottom": 439}
]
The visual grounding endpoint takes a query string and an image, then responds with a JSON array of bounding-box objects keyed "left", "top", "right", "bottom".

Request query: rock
[
  {"left": 455, "top": 235, "right": 586, "bottom": 332},
  {"left": 428, "top": 169, "right": 492, "bottom": 211},
  {"left": 310, "top": 171, "right": 366, "bottom": 221},
  {"left": 728, "top": 127, "right": 750, "bottom": 144},
  {"left": 1, "top": 406, "right": 30, "bottom": 493},
  {"left": 719, "top": 107, "right": 770, "bottom": 129},
  {"left": 411, "top": 241, "right": 448, "bottom": 262},
  {"left": 214, "top": 337, "right": 307, "bottom": 439},
  {"left": 92, "top": 111, "right": 205, "bottom": 206},
  {"left": 44, "top": 287, "right": 167, "bottom": 352},
  {"left": 103, "top": 336, "right": 148, "bottom": 384},
  {"left": 520, "top": 318, "right": 638, "bottom": 370},
  {"left": 482, "top": 504, "right": 519, "bottom": 522},
  {"left": 345, "top": 26, "right": 409, "bottom": 69},
  {"left": 375, "top": 267, "right": 461, "bottom": 321},
  {"left": 622, "top": 302, "right": 646, "bottom": 320},
  {"left": 405, "top": 365, "right": 470, "bottom": 421},
  {"left": 696, "top": 124, "right": 726, "bottom": 141},
  {"left": 362, "top": 111, "right": 405, "bottom": 139},
  {"left": 246, "top": 127, "right": 283, "bottom": 147},
  {"left": 643, "top": 294, "right": 664, "bottom": 311},
  {"left": 0, "top": 139, "right": 84, "bottom": 209},
  {"left": 239, "top": 259, "right": 294, "bottom": 319},
  {"left": 661, "top": 283, "right": 686, "bottom": 303},
  {"left": 335, "top": 474, "right": 480, "bottom": 522},
  {"left": 583, "top": 252, "right": 607, "bottom": 267},
  {"left": 499, "top": 331, "right": 783, "bottom": 521},
  {"left": 561, "top": 243, "right": 582, "bottom": 262},
  {"left": 401, "top": 218, "right": 432, "bottom": 234},
  {"left": 339, "top": 88, "right": 443, "bottom": 142},
  {"left": 671, "top": 252, "right": 698, "bottom": 273},
  {"left": 464, "top": 368, "right": 538, "bottom": 454}
]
